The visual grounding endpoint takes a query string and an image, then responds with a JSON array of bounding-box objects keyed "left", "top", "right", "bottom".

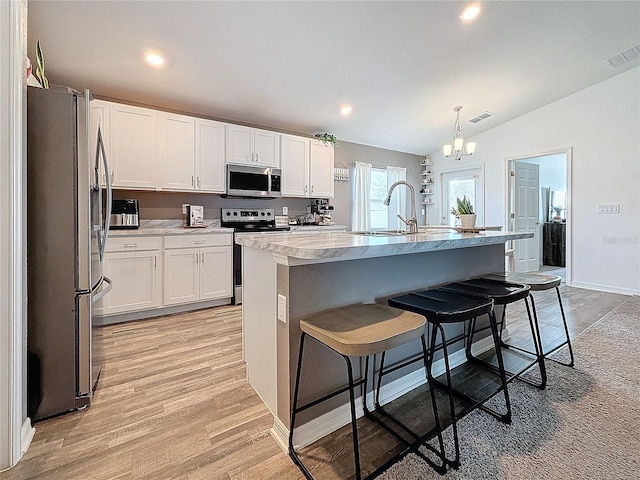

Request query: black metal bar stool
[
  {"left": 387, "top": 289, "right": 506, "bottom": 468},
  {"left": 439, "top": 278, "right": 547, "bottom": 390},
  {"left": 289, "top": 303, "right": 448, "bottom": 480},
  {"left": 485, "top": 272, "right": 574, "bottom": 367}
]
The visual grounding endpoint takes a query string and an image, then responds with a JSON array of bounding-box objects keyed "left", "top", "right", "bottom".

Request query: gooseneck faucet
[{"left": 383, "top": 181, "right": 418, "bottom": 233}]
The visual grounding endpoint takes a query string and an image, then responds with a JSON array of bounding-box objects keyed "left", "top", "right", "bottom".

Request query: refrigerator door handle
[
  {"left": 93, "top": 276, "right": 112, "bottom": 302},
  {"left": 97, "top": 126, "right": 112, "bottom": 261}
]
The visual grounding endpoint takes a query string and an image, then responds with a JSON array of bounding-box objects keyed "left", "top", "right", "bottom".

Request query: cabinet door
[
  {"left": 309, "top": 140, "right": 334, "bottom": 198},
  {"left": 158, "top": 112, "right": 195, "bottom": 191},
  {"left": 199, "top": 246, "right": 232, "bottom": 300},
  {"left": 254, "top": 128, "right": 280, "bottom": 167},
  {"left": 164, "top": 248, "right": 200, "bottom": 305},
  {"left": 195, "top": 119, "right": 226, "bottom": 192},
  {"left": 110, "top": 103, "right": 158, "bottom": 189},
  {"left": 226, "top": 124, "right": 254, "bottom": 165},
  {"left": 281, "top": 134, "right": 310, "bottom": 197},
  {"left": 102, "top": 251, "right": 161, "bottom": 314},
  {"left": 90, "top": 100, "right": 111, "bottom": 187}
]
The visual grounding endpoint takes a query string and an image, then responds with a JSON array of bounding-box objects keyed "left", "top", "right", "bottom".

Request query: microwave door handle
[
  {"left": 98, "top": 126, "right": 112, "bottom": 261},
  {"left": 267, "top": 169, "right": 272, "bottom": 195}
]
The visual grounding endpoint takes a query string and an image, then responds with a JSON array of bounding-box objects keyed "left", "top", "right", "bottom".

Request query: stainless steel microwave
[{"left": 226, "top": 164, "right": 282, "bottom": 198}]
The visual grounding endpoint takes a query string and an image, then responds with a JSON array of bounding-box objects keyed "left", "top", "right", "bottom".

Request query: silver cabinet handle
[
  {"left": 123, "top": 243, "right": 138, "bottom": 248},
  {"left": 194, "top": 240, "right": 206, "bottom": 245},
  {"left": 195, "top": 252, "right": 198, "bottom": 264},
  {"left": 311, "top": 185, "right": 314, "bottom": 194},
  {"left": 192, "top": 175, "right": 195, "bottom": 187},
  {"left": 110, "top": 170, "right": 115, "bottom": 182},
  {"left": 304, "top": 185, "right": 308, "bottom": 193},
  {"left": 153, "top": 256, "right": 157, "bottom": 269},
  {"left": 197, "top": 176, "right": 201, "bottom": 189},
  {"left": 201, "top": 253, "right": 204, "bottom": 264}
]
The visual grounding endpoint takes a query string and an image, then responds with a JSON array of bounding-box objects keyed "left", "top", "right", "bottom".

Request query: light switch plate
[
  {"left": 597, "top": 203, "right": 620, "bottom": 214},
  {"left": 277, "top": 294, "right": 287, "bottom": 323}
]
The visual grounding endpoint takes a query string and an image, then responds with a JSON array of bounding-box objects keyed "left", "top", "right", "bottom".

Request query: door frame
[
  {"left": 505, "top": 148, "right": 573, "bottom": 285},
  {"left": 1, "top": 0, "right": 31, "bottom": 470},
  {"left": 439, "top": 164, "right": 486, "bottom": 226}
]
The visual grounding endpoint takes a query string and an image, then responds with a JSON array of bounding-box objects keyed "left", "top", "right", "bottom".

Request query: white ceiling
[{"left": 27, "top": 1, "right": 640, "bottom": 155}]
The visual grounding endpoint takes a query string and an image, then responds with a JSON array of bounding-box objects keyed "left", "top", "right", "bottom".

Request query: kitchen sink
[{"left": 349, "top": 230, "right": 411, "bottom": 236}]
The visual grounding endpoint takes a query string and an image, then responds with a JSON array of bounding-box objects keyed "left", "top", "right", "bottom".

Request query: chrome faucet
[{"left": 383, "top": 181, "right": 418, "bottom": 233}]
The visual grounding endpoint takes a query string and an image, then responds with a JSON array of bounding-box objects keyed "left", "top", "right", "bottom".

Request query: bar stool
[
  {"left": 387, "top": 289, "right": 506, "bottom": 468},
  {"left": 288, "top": 303, "right": 447, "bottom": 480},
  {"left": 439, "top": 278, "right": 547, "bottom": 390},
  {"left": 485, "top": 272, "right": 574, "bottom": 367}
]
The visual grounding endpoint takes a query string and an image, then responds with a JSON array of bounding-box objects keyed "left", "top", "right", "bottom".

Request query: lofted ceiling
[{"left": 27, "top": 1, "right": 640, "bottom": 155}]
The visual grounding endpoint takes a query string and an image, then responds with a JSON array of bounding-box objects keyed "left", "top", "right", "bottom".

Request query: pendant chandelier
[{"left": 443, "top": 105, "right": 476, "bottom": 161}]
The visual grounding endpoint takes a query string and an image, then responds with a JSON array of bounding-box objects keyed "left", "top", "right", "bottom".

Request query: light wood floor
[{"left": 1, "top": 283, "right": 629, "bottom": 480}]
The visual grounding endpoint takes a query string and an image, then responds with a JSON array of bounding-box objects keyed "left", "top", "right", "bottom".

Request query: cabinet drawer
[
  {"left": 164, "top": 233, "right": 232, "bottom": 249},
  {"left": 107, "top": 236, "right": 162, "bottom": 252}
]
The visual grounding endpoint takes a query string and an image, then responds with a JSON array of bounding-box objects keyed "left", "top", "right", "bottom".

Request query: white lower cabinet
[
  {"left": 163, "top": 234, "right": 233, "bottom": 306},
  {"left": 99, "top": 236, "right": 162, "bottom": 315}
]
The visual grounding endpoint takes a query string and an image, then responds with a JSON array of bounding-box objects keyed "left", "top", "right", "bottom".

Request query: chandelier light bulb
[
  {"left": 443, "top": 105, "right": 477, "bottom": 161},
  {"left": 466, "top": 142, "right": 476, "bottom": 155}
]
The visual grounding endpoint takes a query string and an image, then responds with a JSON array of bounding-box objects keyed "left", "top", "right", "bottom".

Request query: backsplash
[{"left": 112, "top": 190, "right": 312, "bottom": 221}]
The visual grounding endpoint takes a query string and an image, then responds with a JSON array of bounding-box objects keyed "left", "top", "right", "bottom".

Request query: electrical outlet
[
  {"left": 277, "top": 294, "right": 287, "bottom": 323},
  {"left": 597, "top": 204, "right": 620, "bottom": 214},
  {"left": 282, "top": 206, "right": 288, "bottom": 215}
]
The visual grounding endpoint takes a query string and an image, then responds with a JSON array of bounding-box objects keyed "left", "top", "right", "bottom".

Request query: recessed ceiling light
[
  {"left": 145, "top": 52, "right": 165, "bottom": 67},
  {"left": 460, "top": 3, "right": 481, "bottom": 22},
  {"left": 339, "top": 105, "right": 353, "bottom": 115}
]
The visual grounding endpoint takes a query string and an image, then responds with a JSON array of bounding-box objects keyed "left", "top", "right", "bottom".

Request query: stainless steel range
[{"left": 221, "top": 208, "right": 290, "bottom": 304}]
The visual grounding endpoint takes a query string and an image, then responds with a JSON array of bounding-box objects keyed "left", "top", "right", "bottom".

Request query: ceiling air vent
[
  {"left": 605, "top": 44, "right": 640, "bottom": 68},
  {"left": 468, "top": 111, "right": 494, "bottom": 124}
]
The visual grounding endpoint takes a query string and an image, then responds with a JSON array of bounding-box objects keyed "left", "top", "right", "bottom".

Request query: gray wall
[{"left": 331, "top": 141, "right": 424, "bottom": 227}]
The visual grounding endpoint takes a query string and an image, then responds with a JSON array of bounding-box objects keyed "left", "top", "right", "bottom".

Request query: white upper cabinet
[
  {"left": 281, "top": 134, "right": 310, "bottom": 197},
  {"left": 157, "top": 114, "right": 226, "bottom": 193},
  {"left": 110, "top": 103, "right": 158, "bottom": 189},
  {"left": 309, "top": 140, "right": 335, "bottom": 198},
  {"left": 226, "top": 124, "right": 280, "bottom": 167},
  {"left": 195, "top": 119, "right": 226, "bottom": 193},
  {"left": 158, "top": 112, "right": 195, "bottom": 191}
]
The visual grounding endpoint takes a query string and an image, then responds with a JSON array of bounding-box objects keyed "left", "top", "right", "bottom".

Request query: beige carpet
[{"left": 379, "top": 296, "right": 640, "bottom": 479}]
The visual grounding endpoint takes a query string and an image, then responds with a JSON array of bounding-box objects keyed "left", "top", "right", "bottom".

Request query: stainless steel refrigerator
[{"left": 27, "top": 86, "right": 113, "bottom": 421}]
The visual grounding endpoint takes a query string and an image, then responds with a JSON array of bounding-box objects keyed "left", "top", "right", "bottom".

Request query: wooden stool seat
[
  {"left": 300, "top": 303, "right": 426, "bottom": 357},
  {"left": 486, "top": 272, "right": 561, "bottom": 291}
]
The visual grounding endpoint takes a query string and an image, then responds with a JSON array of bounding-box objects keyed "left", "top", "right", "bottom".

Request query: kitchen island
[{"left": 235, "top": 229, "right": 533, "bottom": 450}]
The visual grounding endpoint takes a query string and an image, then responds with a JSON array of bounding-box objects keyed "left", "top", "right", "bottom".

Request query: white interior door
[{"left": 512, "top": 161, "right": 540, "bottom": 272}]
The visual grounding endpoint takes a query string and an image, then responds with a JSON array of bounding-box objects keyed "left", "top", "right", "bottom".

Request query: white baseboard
[
  {"left": 270, "top": 334, "right": 498, "bottom": 452},
  {"left": 569, "top": 281, "right": 638, "bottom": 296},
  {"left": 21, "top": 418, "right": 35, "bottom": 456},
  {"left": 96, "top": 298, "right": 231, "bottom": 325}
]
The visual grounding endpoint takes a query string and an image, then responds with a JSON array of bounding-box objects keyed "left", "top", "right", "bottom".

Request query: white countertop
[
  {"left": 235, "top": 230, "right": 533, "bottom": 262},
  {"left": 108, "top": 219, "right": 233, "bottom": 236},
  {"left": 108, "top": 220, "right": 348, "bottom": 236}
]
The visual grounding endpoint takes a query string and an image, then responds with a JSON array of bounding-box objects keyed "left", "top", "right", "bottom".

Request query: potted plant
[
  {"left": 450, "top": 195, "right": 476, "bottom": 229},
  {"left": 315, "top": 132, "right": 338, "bottom": 147}
]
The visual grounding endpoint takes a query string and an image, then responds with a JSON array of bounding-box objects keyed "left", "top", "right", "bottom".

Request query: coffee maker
[
  {"left": 110, "top": 199, "right": 140, "bottom": 229},
  {"left": 309, "top": 199, "right": 334, "bottom": 225}
]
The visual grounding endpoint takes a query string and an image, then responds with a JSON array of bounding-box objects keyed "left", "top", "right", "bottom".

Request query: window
[
  {"left": 370, "top": 167, "right": 388, "bottom": 229},
  {"left": 442, "top": 168, "right": 484, "bottom": 226}
]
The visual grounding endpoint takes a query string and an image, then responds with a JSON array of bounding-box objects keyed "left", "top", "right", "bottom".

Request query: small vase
[{"left": 459, "top": 214, "right": 476, "bottom": 229}]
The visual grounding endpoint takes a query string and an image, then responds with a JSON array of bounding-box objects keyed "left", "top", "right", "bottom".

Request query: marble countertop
[
  {"left": 108, "top": 220, "right": 233, "bottom": 236},
  {"left": 235, "top": 230, "right": 533, "bottom": 262},
  {"left": 108, "top": 220, "right": 348, "bottom": 237}
]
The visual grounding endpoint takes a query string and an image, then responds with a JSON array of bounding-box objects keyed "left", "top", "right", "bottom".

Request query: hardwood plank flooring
[{"left": 1, "top": 283, "right": 629, "bottom": 480}]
